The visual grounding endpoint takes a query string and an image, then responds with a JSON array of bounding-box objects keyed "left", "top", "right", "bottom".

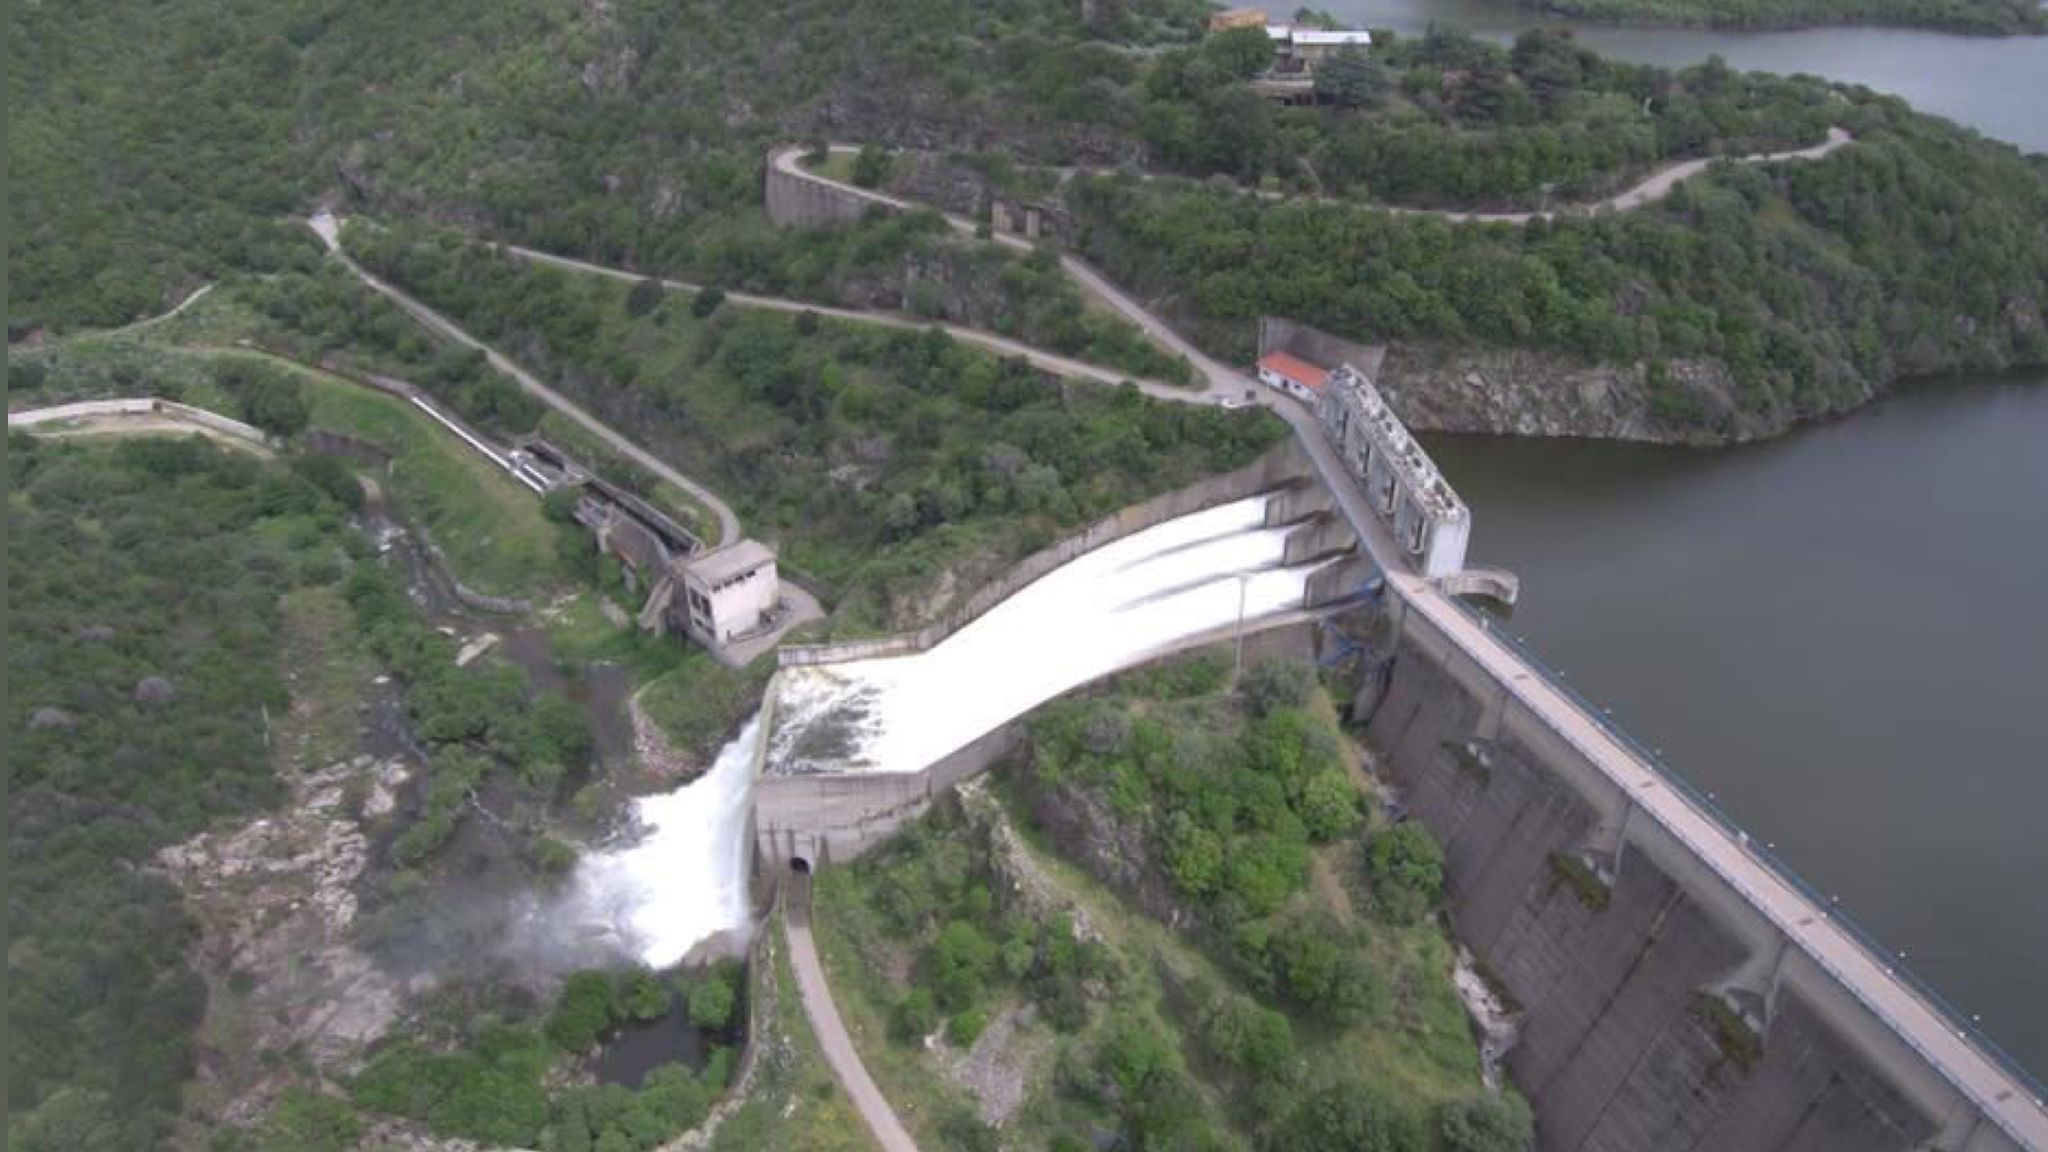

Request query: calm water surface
[
  {"left": 1425, "top": 376, "right": 2048, "bottom": 1075},
  {"left": 1325, "top": 0, "right": 2048, "bottom": 150}
]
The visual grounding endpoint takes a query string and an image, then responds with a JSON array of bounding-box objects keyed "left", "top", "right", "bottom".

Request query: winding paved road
[
  {"left": 309, "top": 213, "right": 744, "bottom": 549},
  {"left": 785, "top": 875, "right": 920, "bottom": 1152},
  {"left": 498, "top": 241, "right": 1207, "bottom": 404},
  {"left": 836, "top": 126, "right": 1853, "bottom": 226}
]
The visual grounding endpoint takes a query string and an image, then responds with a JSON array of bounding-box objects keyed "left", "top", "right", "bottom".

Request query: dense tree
[
  {"left": 1366, "top": 822, "right": 1446, "bottom": 924},
  {"left": 8, "top": 439, "right": 360, "bottom": 1149},
  {"left": 852, "top": 145, "right": 891, "bottom": 189},
  {"left": 1314, "top": 45, "right": 1387, "bottom": 108},
  {"left": 1203, "top": 25, "right": 1277, "bottom": 80}
]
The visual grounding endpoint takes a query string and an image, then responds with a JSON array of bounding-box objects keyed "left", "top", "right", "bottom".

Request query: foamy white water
[
  {"left": 771, "top": 494, "right": 1331, "bottom": 775},
  {"left": 570, "top": 493, "right": 1336, "bottom": 964},
  {"left": 568, "top": 716, "right": 763, "bottom": 967}
]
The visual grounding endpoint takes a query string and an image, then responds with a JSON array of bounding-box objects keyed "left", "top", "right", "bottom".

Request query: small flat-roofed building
[
  {"left": 677, "top": 540, "right": 780, "bottom": 647},
  {"left": 1288, "top": 28, "right": 1372, "bottom": 65},
  {"left": 1208, "top": 6, "right": 1269, "bottom": 31},
  {"left": 1256, "top": 350, "right": 1331, "bottom": 403}
]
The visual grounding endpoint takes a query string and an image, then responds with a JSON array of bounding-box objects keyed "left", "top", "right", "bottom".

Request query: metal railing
[{"left": 1441, "top": 595, "right": 2048, "bottom": 1128}]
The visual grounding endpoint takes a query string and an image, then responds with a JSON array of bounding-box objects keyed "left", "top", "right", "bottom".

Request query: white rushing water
[
  {"left": 572, "top": 493, "right": 1339, "bottom": 965},
  {"left": 566, "top": 717, "right": 763, "bottom": 968},
  {"left": 770, "top": 493, "right": 1330, "bottom": 775}
]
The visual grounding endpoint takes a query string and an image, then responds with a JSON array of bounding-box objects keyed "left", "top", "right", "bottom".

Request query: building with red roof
[{"left": 1256, "top": 350, "right": 1330, "bottom": 402}]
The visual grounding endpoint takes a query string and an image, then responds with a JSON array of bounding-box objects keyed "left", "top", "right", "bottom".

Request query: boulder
[{"left": 134, "top": 675, "right": 177, "bottom": 706}]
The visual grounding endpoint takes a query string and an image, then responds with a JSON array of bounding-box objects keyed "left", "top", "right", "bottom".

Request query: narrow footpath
[{"left": 785, "top": 874, "right": 920, "bottom": 1152}]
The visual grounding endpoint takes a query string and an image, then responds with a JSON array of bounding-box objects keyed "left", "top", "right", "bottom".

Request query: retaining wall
[
  {"left": 765, "top": 159, "right": 881, "bottom": 229},
  {"left": 9, "top": 398, "right": 271, "bottom": 448},
  {"left": 780, "top": 437, "right": 1317, "bottom": 668},
  {"left": 1364, "top": 599, "right": 2017, "bottom": 1152},
  {"left": 1258, "top": 316, "right": 1387, "bottom": 380}
]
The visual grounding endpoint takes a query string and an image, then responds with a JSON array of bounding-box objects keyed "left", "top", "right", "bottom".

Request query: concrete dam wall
[{"left": 1364, "top": 598, "right": 2025, "bottom": 1152}]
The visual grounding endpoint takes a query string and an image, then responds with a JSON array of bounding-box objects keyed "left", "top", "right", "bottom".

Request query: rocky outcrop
[
  {"left": 1375, "top": 343, "right": 1790, "bottom": 445},
  {"left": 158, "top": 753, "right": 415, "bottom": 1127},
  {"left": 1026, "top": 774, "right": 1188, "bottom": 929}
]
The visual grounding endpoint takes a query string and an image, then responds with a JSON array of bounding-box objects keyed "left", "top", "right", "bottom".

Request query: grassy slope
[
  {"left": 293, "top": 369, "right": 572, "bottom": 599},
  {"left": 342, "top": 231, "right": 1286, "bottom": 630}
]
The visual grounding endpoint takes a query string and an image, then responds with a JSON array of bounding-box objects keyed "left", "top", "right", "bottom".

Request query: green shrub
[
  {"left": 626, "top": 277, "right": 665, "bottom": 317},
  {"left": 1366, "top": 823, "right": 1446, "bottom": 924},
  {"left": 1439, "top": 1091, "right": 1534, "bottom": 1152},
  {"left": 947, "top": 1008, "right": 989, "bottom": 1047},
  {"left": 892, "top": 988, "right": 940, "bottom": 1044},
  {"left": 1273, "top": 1079, "right": 1422, "bottom": 1152},
  {"left": 624, "top": 971, "right": 672, "bottom": 1021},
  {"left": 687, "top": 975, "right": 736, "bottom": 1032},
  {"left": 548, "top": 971, "right": 621, "bottom": 1051}
]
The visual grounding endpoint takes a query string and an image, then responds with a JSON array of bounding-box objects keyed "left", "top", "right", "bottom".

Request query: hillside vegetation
[
  {"left": 13, "top": 0, "right": 2046, "bottom": 444},
  {"left": 339, "top": 225, "right": 1287, "bottom": 632},
  {"left": 1068, "top": 36, "right": 2048, "bottom": 438},
  {"left": 812, "top": 652, "right": 1528, "bottom": 1151},
  {"left": 6, "top": 436, "right": 364, "bottom": 1150}
]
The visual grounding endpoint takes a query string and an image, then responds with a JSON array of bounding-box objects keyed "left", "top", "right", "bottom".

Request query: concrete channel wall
[
  {"left": 755, "top": 618, "right": 1323, "bottom": 871},
  {"left": 779, "top": 438, "right": 1319, "bottom": 669},
  {"left": 1363, "top": 598, "right": 2022, "bottom": 1152}
]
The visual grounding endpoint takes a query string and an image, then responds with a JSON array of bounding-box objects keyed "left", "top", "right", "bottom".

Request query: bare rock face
[
  {"left": 1376, "top": 343, "right": 1771, "bottom": 444},
  {"left": 134, "top": 675, "right": 178, "bottom": 706},
  {"left": 158, "top": 754, "right": 414, "bottom": 1128},
  {"left": 1026, "top": 773, "right": 1188, "bottom": 929},
  {"left": 957, "top": 780, "right": 1102, "bottom": 944}
]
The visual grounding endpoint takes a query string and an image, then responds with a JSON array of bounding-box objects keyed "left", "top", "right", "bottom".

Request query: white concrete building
[
  {"left": 1316, "top": 365, "right": 1470, "bottom": 579},
  {"left": 678, "top": 540, "right": 780, "bottom": 646},
  {"left": 1257, "top": 350, "right": 1331, "bottom": 403}
]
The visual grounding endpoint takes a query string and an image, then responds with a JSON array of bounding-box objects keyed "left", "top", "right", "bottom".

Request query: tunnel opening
[{"left": 789, "top": 857, "right": 812, "bottom": 875}]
